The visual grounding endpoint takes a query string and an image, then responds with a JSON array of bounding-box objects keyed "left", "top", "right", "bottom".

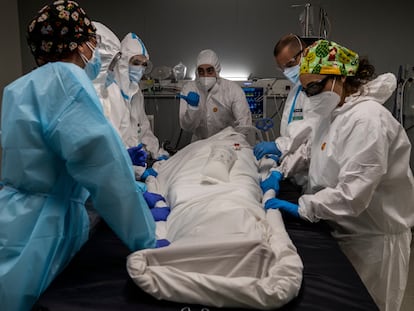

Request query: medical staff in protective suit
[
  {"left": 254, "top": 34, "right": 314, "bottom": 188},
  {"left": 263, "top": 39, "right": 414, "bottom": 311},
  {"left": 91, "top": 23, "right": 169, "bottom": 216},
  {"left": 179, "top": 49, "right": 252, "bottom": 141},
  {"left": 91, "top": 22, "right": 146, "bottom": 186},
  {"left": 0, "top": 2, "right": 156, "bottom": 310},
  {"left": 115, "top": 32, "right": 169, "bottom": 169},
  {"left": 92, "top": 21, "right": 129, "bottom": 141}
]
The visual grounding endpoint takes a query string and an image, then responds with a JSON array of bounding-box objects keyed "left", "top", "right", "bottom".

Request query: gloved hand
[
  {"left": 253, "top": 141, "right": 281, "bottom": 160},
  {"left": 143, "top": 191, "right": 166, "bottom": 209},
  {"left": 260, "top": 171, "right": 283, "bottom": 195},
  {"left": 157, "top": 154, "right": 169, "bottom": 161},
  {"left": 178, "top": 91, "right": 200, "bottom": 107},
  {"left": 127, "top": 143, "right": 147, "bottom": 167},
  {"left": 141, "top": 167, "right": 158, "bottom": 181},
  {"left": 264, "top": 198, "right": 300, "bottom": 218},
  {"left": 151, "top": 207, "right": 171, "bottom": 221},
  {"left": 156, "top": 239, "right": 170, "bottom": 248}
]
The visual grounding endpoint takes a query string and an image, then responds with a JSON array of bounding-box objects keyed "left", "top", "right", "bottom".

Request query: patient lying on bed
[{"left": 127, "top": 127, "right": 303, "bottom": 310}]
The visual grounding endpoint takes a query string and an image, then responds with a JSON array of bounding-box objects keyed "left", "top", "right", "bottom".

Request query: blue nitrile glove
[
  {"left": 260, "top": 171, "right": 283, "bottom": 195},
  {"left": 264, "top": 198, "right": 300, "bottom": 218},
  {"left": 156, "top": 239, "right": 170, "bottom": 248},
  {"left": 178, "top": 91, "right": 200, "bottom": 107},
  {"left": 151, "top": 207, "right": 171, "bottom": 221},
  {"left": 141, "top": 167, "right": 158, "bottom": 181},
  {"left": 127, "top": 143, "right": 147, "bottom": 167},
  {"left": 253, "top": 141, "right": 282, "bottom": 160},
  {"left": 143, "top": 191, "right": 166, "bottom": 209},
  {"left": 157, "top": 154, "right": 169, "bottom": 161}
]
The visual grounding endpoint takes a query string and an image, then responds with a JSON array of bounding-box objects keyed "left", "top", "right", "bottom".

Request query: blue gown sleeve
[{"left": 45, "top": 79, "right": 156, "bottom": 251}]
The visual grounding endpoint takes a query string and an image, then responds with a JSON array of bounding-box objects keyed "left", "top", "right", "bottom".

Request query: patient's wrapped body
[{"left": 127, "top": 127, "right": 303, "bottom": 310}]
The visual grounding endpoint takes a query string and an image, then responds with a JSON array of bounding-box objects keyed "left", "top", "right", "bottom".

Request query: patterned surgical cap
[
  {"left": 27, "top": 0, "right": 96, "bottom": 62},
  {"left": 300, "top": 40, "right": 359, "bottom": 76}
]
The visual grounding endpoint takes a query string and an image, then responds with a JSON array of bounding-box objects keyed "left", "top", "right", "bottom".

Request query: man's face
[{"left": 197, "top": 64, "right": 216, "bottom": 77}]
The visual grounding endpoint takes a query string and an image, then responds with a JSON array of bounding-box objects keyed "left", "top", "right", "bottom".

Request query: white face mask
[
  {"left": 129, "top": 65, "right": 146, "bottom": 83},
  {"left": 283, "top": 64, "right": 300, "bottom": 84},
  {"left": 198, "top": 77, "right": 217, "bottom": 92},
  {"left": 305, "top": 91, "right": 340, "bottom": 119}
]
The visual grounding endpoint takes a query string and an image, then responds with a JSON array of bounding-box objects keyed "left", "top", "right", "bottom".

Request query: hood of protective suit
[
  {"left": 334, "top": 73, "right": 397, "bottom": 116},
  {"left": 92, "top": 21, "right": 121, "bottom": 86},
  {"left": 116, "top": 32, "right": 149, "bottom": 100},
  {"left": 196, "top": 49, "right": 221, "bottom": 75}
]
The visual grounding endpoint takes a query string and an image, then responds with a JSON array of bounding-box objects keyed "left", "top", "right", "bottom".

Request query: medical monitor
[{"left": 242, "top": 87, "right": 264, "bottom": 120}]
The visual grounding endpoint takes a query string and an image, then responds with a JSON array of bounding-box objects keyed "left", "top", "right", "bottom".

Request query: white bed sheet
[{"left": 127, "top": 127, "right": 303, "bottom": 309}]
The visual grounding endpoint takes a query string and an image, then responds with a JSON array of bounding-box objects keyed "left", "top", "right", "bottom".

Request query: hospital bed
[{"left": 34, "top": 128, "right": 379, "bottom": 311}]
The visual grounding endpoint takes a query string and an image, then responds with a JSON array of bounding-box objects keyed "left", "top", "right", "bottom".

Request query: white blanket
[{"left": 127, "top": 127, "right": 303, "bottom": 309}]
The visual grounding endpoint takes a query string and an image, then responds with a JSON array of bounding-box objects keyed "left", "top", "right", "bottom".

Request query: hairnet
[
  {"left": 196, "top": 49, "right": 221, "bottom": 73},
  {"left": 27, "top": 0, "right": 96, "bottom": 62},
  {"left": 300, "top": 40, "right": 359, "bottom": 76}
]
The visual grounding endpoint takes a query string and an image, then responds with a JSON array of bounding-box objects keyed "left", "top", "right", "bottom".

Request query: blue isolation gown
[{"left": 0, "top": 62, "right": 156, "bottom": 311}]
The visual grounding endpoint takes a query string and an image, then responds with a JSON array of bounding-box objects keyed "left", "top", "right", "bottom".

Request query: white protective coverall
[
  {"left": 115, "top": 33, "right": 168, "bottom": 160},
  {"left": 0, "top": 62, "right": 156, "bottom": 311},
  {"left": 298, "top": 73, "right": 414, "bottom": 311},
  {"left": 179, "top": 49, "right": 252, "bottom": 141},
  {"left": 274, "top": 82, "right": 312, "bottom": 187},
  {"left": 92, "top": 21, "right": 129, "bottom": 142},
  {"left": 276, "top": 82, "right": 310, "bottom": 154}
]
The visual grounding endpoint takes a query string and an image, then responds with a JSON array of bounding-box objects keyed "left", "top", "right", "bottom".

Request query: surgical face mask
[
  {"left": 198, "top": 76, "right": 217, "bottom": 92},
  {"left": 129, "top": 65, "right": 146, "bottom": 83},
  {"left": 79, "top": 42, "right": 102, "bottom": 81},
  {"left": 283, "top": 64, "right": 300, "bottom": 84}
]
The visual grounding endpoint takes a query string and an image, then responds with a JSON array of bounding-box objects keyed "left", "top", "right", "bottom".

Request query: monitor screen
[{"left": 242, "top": 87, "right": 264, "bottom": 118}]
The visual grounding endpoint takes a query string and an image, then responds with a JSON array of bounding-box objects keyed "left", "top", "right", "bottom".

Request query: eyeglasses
[
  {"left": 302, "top": 76, "right": 331, "bottom": 97},
  {"left": 88, "top": 34, "right": 101, "bottom": 48},
  {"left": 279, "top": 49, "right": 303, "bottom": 71}
]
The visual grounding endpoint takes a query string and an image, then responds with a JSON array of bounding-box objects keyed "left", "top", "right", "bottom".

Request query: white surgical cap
[{"left": 196, "top": 49, "right": 221, "bottom": 73}]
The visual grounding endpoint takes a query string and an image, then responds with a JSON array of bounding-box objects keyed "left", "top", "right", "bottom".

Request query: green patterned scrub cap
[{"left": 300, "top": 40, "right": 359, "bottom": 76}]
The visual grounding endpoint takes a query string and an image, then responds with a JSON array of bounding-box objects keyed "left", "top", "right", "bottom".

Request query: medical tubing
[{"left": 269, "top": 96, "right": 285, "bottom": 120}]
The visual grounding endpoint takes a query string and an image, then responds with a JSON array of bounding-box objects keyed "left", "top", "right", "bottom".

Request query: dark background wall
[
  {"left": 1, "top": 0, "right": 414, "bottom": 169},
  {"left": 17, "top": 0, "right": 414, "bottom": 80}
]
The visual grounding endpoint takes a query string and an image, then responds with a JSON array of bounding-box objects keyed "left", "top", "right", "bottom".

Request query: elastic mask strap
[
  {"left": 85, "top": 41, "right": 96, "bottom": 53},
  {"left": 330, "top": 77, "right": 336, "bottom": 92},
  {"left": 78, "top": 50, "right": 89, "bottom": 65},
  {"left": 293, "top": 34, "right": 303, "bottom": 53}
]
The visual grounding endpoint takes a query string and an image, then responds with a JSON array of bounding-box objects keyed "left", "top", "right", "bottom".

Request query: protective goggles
[
  {"left": 130, "top": 55, "right": 149, "bottom": 66},
  {"left": 302, "top": 76, "right": 331, "bottom": 97},
  {"left": 278, "top": 49, "right": 303, "bottom": 71}
]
